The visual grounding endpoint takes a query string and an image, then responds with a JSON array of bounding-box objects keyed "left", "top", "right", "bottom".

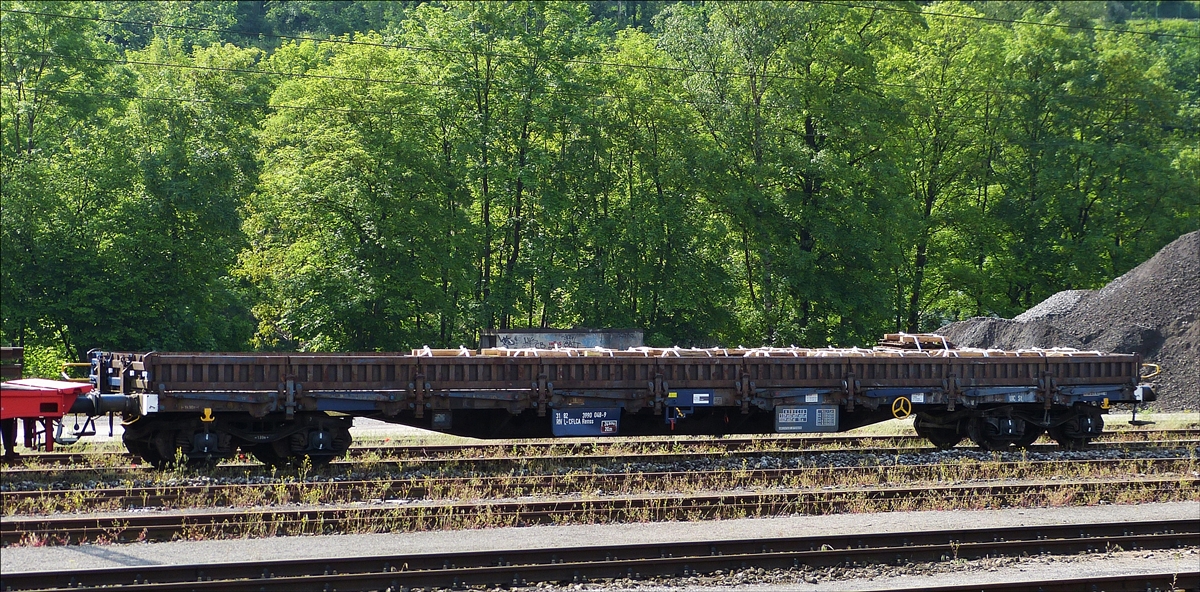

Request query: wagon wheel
[
  {"left": 1014, "top": 426, "right": 1045, "bottom": 448},
  {"left": 914, "top": 416, "right": 963, "bottom": 450},
  {"left": 122, "top": 432, "right": 154, "bottom": 464},
  {"left": 1047, "top": 425, "right": 1089, "bottom": 450},
  {"left": 251, "top": 439, "right": 293, "bottom": 468},
  {"left": 119, "top": 429, "right": 177, "bottom": 469},
  {"left": 967, "top": 417, "right": 1012, "bottom": 451},
  {"left": 295, "top": 422, "right": 353, "bottom": 466},
  {"left": 150, "top": 430, "right": 183, "bottom": 469},
  {"left": 121, "top": 428, "right": 174, "bottom": 468}
]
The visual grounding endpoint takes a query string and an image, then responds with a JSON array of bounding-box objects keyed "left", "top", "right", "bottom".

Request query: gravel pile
[
  {"left": 939, "top": 230, "right": 1199, "bottom": 412},
  {"left": 1011, "top": 290, "right": 1092, "bottom": 322}
]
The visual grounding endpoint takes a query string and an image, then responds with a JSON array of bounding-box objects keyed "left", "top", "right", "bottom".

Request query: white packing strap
[{"left": 906, "top": 333, "right": 923, "bottom": 352}]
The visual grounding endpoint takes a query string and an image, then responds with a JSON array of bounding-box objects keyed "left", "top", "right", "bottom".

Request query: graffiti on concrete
[{"left": 485, "top": 330, "right": 643, "bottom": 350}]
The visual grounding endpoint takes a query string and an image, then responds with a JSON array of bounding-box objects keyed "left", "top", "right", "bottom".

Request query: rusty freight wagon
[
  {"left": 84, "top": 331, "right": 1152, "bottom": 465},
  {"left": 83, "top": 334, "right": 1156, "bottom": 466}
]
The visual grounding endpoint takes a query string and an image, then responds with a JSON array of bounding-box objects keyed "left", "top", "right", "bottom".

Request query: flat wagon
[{"left": 82, "top": 334, "right": 1155, "bottom": 466}]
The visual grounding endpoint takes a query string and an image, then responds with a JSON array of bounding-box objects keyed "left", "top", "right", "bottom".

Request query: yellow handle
[
  {"left": 891, "top": 397, "right": 912, "bottom": 419},
  {"left": 1140, "top": 363, "right": 1162, "bottom": 380},
  {"left": 60, "top": 362, "right": 92, "bottom": 383}
]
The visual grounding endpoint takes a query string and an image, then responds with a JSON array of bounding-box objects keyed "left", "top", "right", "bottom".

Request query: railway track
[
  {"left": 916, "top": 575, "right": 1199, "bottom": 592},
  {"left": 10, "top": 428, "right": 1198, "bottom": 467},
  {"left": 4, "top": 457, "right": 1192, "bottom": 514},
  {"left": 4, "top": 439, "right": 1196, "bottom": 485},
  {"left": 2, "top": 519, "right": 1195, "bottom": 591},
  {"left": 3, "top": 477, "right": 1195, "bottom": 545}
]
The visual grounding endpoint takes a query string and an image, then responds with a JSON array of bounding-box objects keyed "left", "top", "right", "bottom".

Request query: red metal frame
[
  {"left": 1, "top": 379, "right": 94, "bottom": 451},
  {"left": 1, "top": 378, "right": 92, "bottom": 420}
]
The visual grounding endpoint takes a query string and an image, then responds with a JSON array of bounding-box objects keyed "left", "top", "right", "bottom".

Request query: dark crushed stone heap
[{"left": 938, "top": 230, "right": 1199, "bottom": 412}]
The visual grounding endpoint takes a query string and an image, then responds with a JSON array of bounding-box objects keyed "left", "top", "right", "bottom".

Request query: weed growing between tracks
[
  {"left": 8, "top": 428, "right": 1196, "bottom": 474},
  {"left": 9, "top": 436, "right": 1197, "bottom": 484},
  {"left": 5, "top": 478, "right": 1197, "bottom": 546},
  {"left": 3, "top": 451, "right": 1197, "bottom": 516},
  {"left": 4, "top": 439, "right": 1197, "bottom": 547}
]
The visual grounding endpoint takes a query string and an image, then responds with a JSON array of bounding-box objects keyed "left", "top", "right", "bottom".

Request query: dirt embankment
[{"left": 938, "top": 230, "right": 1199, "bottom": 412}]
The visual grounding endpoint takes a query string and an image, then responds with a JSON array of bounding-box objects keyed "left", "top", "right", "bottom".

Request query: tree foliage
[{"left": 2, "top": 0, "right": 1197, "bottom": 356}]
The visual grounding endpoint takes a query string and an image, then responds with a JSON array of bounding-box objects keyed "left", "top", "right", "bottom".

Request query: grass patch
[
  {"left": 6, "top": 455, "right": 1195, "bottom": 516},
  {"left": 1103, "top": 412, "right": 1200, "bottom": 430}
]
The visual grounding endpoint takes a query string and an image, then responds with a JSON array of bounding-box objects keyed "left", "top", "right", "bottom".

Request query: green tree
[
  {"left": 97, "top": 1, "right": 239, "bottom": 51},
  {"left": 989, "top": 11, "right": 1192, "bottom": 313},
  {"left": 655, "top": 1, "right": 913, "bottom": 345},
  {"left": 581, "top": 29, "right": 736, "bottom": 345},
  {"left": 242, "top": 35, "right": 462, "bottom": 350},
  {"left": 84, "top": 39, "right": 267, "bottom": 352},
  {"left": 403, "top": 1, "right": 604, "bottom": 333},
  {"left": 1, "top": 1, "right": 125, "bottom": 354},
  {"left": 885, "top": 2, "right": 1009, "bottom": 330},
  {"left": 1047, "top": 31, "right": 1184, "bottom": 280},
  {"left": 263, "top": 1, "right": 414, "bottom": 39},
  {"left": 4, "top": 0, "right": 1196, "bottom": 355}
]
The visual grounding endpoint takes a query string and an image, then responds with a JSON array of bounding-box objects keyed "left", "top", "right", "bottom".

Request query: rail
[
  {"left": 3, "top": 519, "right": 1195, "bottom": 591},
  {"left": 3, "top": 477, "right": 1194, "bottom": 545}
]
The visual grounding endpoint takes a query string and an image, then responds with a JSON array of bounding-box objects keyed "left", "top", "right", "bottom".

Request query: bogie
[
  {"left": 913, "top": 414, "right": 964, "bottom": 450},
  {"left": 1047, "top": 404, "right": 1104, "bottom": 450},
  {"left": 915, "top": 405, "right": 1105, "bottom": 451},
  {"left": 120, "top": 411, "right": 353, "bottom": 467}
]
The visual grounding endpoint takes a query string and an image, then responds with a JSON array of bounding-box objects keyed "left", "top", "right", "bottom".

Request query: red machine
[{"left": 1, "top": 378, "right": 94, "bottom": 451}]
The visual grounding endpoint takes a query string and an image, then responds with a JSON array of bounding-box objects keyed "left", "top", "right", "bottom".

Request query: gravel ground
[
  {"left": 940, "top": 230, "right": 1200, "bottom": 412},
  {"left": 585, "top": 548, "right": 1199, "bottom": 591},
  {"left": 3, "top": 502, "right": 1196, "bottom": 584}
]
